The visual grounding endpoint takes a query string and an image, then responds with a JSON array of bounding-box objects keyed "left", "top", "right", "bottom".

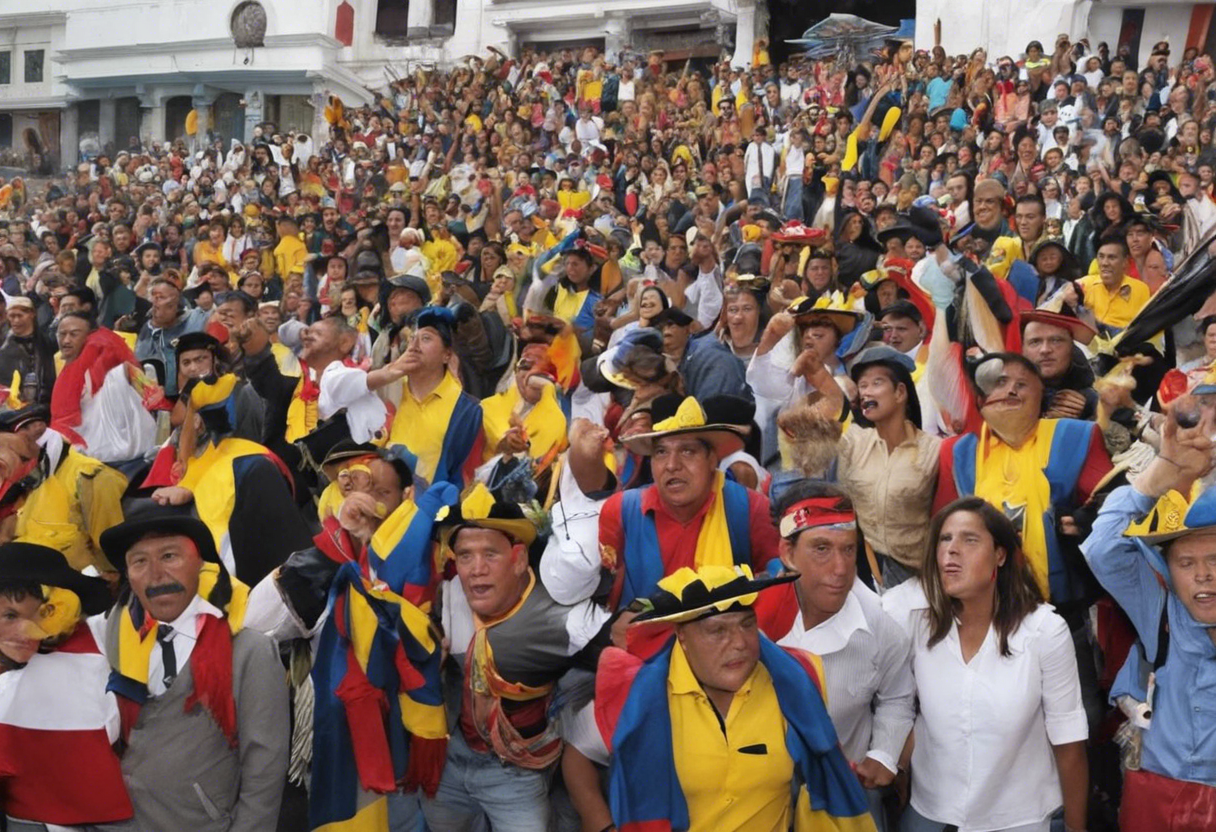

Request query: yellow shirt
[
  {"left": 1078, "top": 273, "right": 1149, "bottom": 330},
  {"left": 388, "top": 371, "right": 462, "bottom": 484},
  {"left": 273, "top": 235, "right": 308, "bottom": 282},
  {"left": 669, "top": 641, "right": 794, "bottom": 832}
]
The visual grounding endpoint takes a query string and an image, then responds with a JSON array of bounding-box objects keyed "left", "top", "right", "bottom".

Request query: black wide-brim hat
[
  {"left": 0, "top": 542, "right": 112, "bottom": 615},
  {"left": 633, "top": 565, "right": 799, "bottom": 625},
  {"left": 100, "top": 500, "right": 219, "bottom": 574}
]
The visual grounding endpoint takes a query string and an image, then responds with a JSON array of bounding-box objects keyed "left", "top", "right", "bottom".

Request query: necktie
[{"left": 157, "top": 624, "right": 177, "bottom": 691}]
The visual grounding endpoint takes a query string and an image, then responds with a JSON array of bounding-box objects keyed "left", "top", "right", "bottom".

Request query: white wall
[
  {"left": 0, "top": 18, "right": 68, "bottom": 106},
  {"left": 916, "top": 0, "right": 1093, "bottom": 60}
]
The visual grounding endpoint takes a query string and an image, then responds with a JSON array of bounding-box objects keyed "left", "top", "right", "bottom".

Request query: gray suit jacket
[{"left": 118, "top": 627, "right": 289, "bottom": 832}]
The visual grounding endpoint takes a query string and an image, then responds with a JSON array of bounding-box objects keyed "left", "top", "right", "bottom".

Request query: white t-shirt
[{"left": 575, "top": 116, "right": 603, "bottom": 145}]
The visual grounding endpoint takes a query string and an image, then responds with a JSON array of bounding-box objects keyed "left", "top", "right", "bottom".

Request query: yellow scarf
[
  {"left": 370, "top": 497, "right": 418, "bottom": 563},
  {"left": 973, "top": 421, "right": 1057, "bottom": 597},
  {"left": 116, "top": 562, "right": 248, "bottom": 685},
  {"left": 693, "top": 471, "right": 735, "bottom": 571}
]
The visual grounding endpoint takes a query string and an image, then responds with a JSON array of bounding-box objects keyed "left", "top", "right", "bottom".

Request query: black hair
[
  {"left": 65, "top": 286, "right": 97, "bottom": 308},
  {"left": 0, "top": 580, "right": 45, "bottom": 604},
  {"left": 60, "top": 310, "right": 98, "bottom": 331},
  {"left": 1015, "top": 193, "right": 1046, "bottom": 214},
  {"left": 1096, "top": 234, "right": 1131, "bottom": 257},
  {"left": 220, "top": 290, "right": 258, "bottom": 316}
]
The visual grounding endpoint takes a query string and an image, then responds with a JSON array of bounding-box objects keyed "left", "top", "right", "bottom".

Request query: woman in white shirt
[
  {"left": 221, "top": 214, "right": 251, "bottom": 266},
  {"left": 902, "top": 496, "right": 1089, "bottom": 832}
]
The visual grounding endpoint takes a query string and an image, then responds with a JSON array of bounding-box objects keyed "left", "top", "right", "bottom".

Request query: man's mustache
[{"left": 145, "top": 582, "right": 187, "bottom": 599}]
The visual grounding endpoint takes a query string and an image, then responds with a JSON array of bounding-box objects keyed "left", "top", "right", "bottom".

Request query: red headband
[{"left": 779, "top": 497, "right": 857, "bottom": 538}]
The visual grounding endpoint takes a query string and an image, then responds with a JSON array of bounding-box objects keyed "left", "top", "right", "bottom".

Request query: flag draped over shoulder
[{"left": 308, "top": 560, "right": 447, "bottom": 832}]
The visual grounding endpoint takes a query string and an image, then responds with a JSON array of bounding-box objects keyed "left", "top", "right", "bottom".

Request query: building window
[
  {"left": 375, "top": 0, "right": 410, "bottom": 39},
  {"left": 24, "top": 49, "right": 43, "bottom": 83},
  {"left": 0, "top": 52, "right": 10, "bottom": 85}
]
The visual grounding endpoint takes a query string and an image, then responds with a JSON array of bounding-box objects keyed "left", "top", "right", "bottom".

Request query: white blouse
[{"left": 907, "top": 604, "right": 1087, "bottom": 832}]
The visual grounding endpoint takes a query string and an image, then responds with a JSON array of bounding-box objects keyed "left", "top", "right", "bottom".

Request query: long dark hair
[{"left": 922, "top": 497, "right": 1042, "bottom": 657}]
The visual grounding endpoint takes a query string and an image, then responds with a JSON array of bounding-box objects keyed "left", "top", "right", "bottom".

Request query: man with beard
[{"left": 934, "top": 352, "right": 1111, "bottom": 606}]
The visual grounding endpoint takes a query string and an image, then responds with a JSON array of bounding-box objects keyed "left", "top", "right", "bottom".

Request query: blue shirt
[
  {"left": 134, "top": 306, "right": 209, "bottom": 397},
  {"left": 1081, "top": 485, "right": 1216, "bottom": 786},
  {"left": 927, "top": 77, "right": 952, "bottom": 112}
]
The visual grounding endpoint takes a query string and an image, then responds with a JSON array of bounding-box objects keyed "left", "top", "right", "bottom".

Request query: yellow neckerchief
[
  {"left": 116, "top": 562, "right": 249, "bottom": 685},
  {"left": 469, "top": 571, "right": 552, "bottom": 701},
  {"left": 553, "top": 283, "right": 590, "bottom": 322},
  {"left": 973, "top": 420, "right": 1057, "bottom": 597},
  {"left": 480, "top": 382, "right": 568, "bottom": 462},
  {"left": 692, "top": 471, "right": 736, "bottom": 571},
  {"left": 178, "top": 437, "right": 272, "bottom": 556},
  {"left": 285, "top": 372, "right": 318, "bottom": 442}
]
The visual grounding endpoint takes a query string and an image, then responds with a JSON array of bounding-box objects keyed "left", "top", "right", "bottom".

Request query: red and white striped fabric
[{"left": 0, "top": 625, "right": 133, "bottom": 825}]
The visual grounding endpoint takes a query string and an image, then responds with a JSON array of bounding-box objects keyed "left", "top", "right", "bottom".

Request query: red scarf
[{"left": 50, "top": 328, "right": 136, "bottom": 447}]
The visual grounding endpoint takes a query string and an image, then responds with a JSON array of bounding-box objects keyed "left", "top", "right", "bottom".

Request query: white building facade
[
  {"left": 916, "top": 0, "right": 1214, "bottom": 72},
  {"left": 0, "top": 0, "right": 765, "bottom": 169}
]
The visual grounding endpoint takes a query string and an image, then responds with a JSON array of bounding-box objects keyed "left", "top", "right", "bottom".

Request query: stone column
[
  {"left": 604, "top": 17, "right": 632, "bottom": 65},
  {"left": 98, "top": 98, "right": 117, "bottom": 153},
  {"left": 192, "top": 83, "right": 214, "bottom": 154},
  {"left": 730, "top": 0, "right": 757, "bottom": 69},
  {"left": 407, "top": 0, "right": 434, "bottom": 39},
  {"left": 244, "top": 89, "right": 265, "bottom": 143},
  {"left": 60, "top": 101, "right": 79, "bottom": 168}
]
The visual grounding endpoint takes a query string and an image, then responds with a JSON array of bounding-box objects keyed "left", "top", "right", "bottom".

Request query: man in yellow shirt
[
  {"left": 1078, "top": 238, "right": 1150, "bottom": 335},
  {"left": 578, "top": 565, "right": 876, "bottom": 832},
  {"left": 272, "top": 214, "right": 308, "bottom": 283},
  {"left": 385, "top": 307, "right": 482, "bottom": 487}
]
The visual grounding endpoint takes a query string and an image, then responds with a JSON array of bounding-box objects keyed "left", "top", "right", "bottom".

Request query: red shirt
[{"left": 599, "top": 482, "right": 780, "bottom": 610}]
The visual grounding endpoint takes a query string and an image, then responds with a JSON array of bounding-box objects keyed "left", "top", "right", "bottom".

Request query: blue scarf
[{"left": 608, "top": 634, "right": 871, "bottom": 831}]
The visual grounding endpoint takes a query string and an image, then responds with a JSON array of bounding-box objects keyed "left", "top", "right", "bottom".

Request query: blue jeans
[
  {"left": 866, "top": 786, "right": 888, "bottom": 832},
  {"left": 783, "top": 178, "right": 804, "bottom": 221},
  {"left": 388, "top": 791, "right": 431, "bottom": 832},
  {"left": 420, "top": 730, "right": 550, "bottom": 832}
]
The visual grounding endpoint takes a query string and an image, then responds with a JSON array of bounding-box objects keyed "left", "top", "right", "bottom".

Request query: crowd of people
[{"left": 0, "top": 25, "right": 1213, "bottom": 832}]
